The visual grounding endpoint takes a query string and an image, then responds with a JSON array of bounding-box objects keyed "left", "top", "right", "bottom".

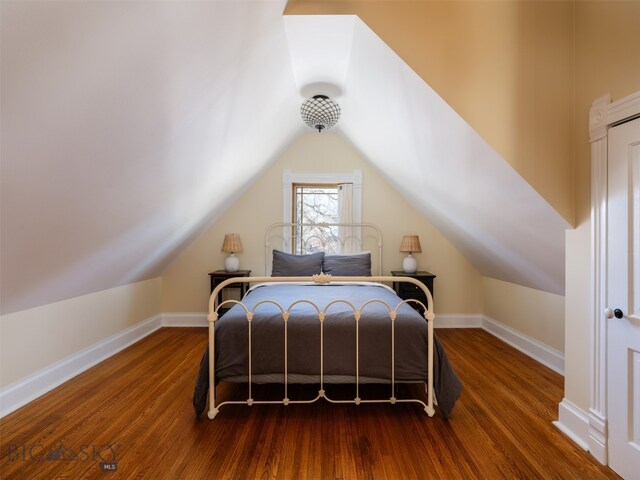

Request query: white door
[{"left": 607, "top": 116, "right": 640, "bottom": 478}]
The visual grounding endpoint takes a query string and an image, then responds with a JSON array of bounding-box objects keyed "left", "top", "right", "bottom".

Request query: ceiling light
[{"left": 300, "top": 95, "right": 341, "bottom": 133}]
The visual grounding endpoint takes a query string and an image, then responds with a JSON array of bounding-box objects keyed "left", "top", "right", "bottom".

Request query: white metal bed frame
[{"left": 205, "top": 223, "right": 436, "bottom": 419}]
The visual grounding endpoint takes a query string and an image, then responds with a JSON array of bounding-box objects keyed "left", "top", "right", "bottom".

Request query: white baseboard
[
  {"left": 435, "top": 313, "right": 564, "bottom": 375},
  {"left": 0, "top": 312, "right": 210, "bottom": 418},
  {"left": 0, "top": 310, "right": 565, "bottom": 420},
  {"left": 0, "top": 314, "right": 162, "bottom": 418},
  {"left": 588, "top": 408, "right": 608, "bottom": 464},
  {"left": 554, "top": 398, "right": 590, "bottom": 451},
  {"left": 481, "top": 315, "right": 565, "bottom": 375},
  {"left": 434, "top": 313, "right": 482, "bottom": 328},
  {"left": 161, "top": 312, "right": 207, "bottom": 327}
]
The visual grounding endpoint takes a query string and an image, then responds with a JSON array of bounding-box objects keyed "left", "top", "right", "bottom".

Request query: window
[
  {"left": 292, "top": 183, "right": 340, "bottom": 254},
  {"left": 283, "top": 170, "right": 362, "bottom": 255}
]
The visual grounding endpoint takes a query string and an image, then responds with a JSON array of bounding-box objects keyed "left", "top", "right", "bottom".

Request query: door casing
[{"left": 588, "top": 91, "right": 640, "bottom": 465}]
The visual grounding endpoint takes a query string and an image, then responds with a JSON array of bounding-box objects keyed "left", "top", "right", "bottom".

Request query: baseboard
[
  {"left": 481, "top": 315, "right": 565, "bottom": 375},
  {"left": 0, "top": 310, "right": 565, "bottom": 419},
  {"left": 588, "top": 408, "right": 608, "bottom": 464},
  {"left": 0, "top": 314, "right": 162, "bottom": 418},
  {"left": 554, "top": 398, "right": 590, "bottom": 451},
  {"left": 434, "top": 313, "right": 564, "bottom": 375},
  {"left": 161, "top": 312, "right": 207, "bottom": 327},
  {"left": 434, "top": 313, "right": 482, "bottom": 328}
]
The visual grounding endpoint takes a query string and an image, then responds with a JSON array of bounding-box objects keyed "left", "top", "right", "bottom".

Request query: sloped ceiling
[
  {"left": 283, "top": 16, "right": 569, "bottom": 295},
  {"left": 1, "top": 2, "right": 568, "bottom": 315},
  {"left": 0, "top": 1, "right": 301, "bottom": 314}
]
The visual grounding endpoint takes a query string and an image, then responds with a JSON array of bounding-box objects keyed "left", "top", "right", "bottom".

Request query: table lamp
[
  {"left": 221, "top": 233, "right": 243, "bottom": 272},
  {"left": 400, "top": 234, "right": 422, "bottom": 273}
]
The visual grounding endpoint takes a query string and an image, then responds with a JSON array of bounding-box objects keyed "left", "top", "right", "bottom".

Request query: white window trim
[{"left": 282, "top": 169, "right": 362, "bottom": 224}]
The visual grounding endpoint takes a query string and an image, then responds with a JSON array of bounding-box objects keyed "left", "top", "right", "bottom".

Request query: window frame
[
  {"left": 282, "top": 169, "right": 362, "bottom": 253},
  {"left": 291, "top": 182, "right": 340, "bottom": 255},
  {"left": 292, "top": 182, "right": 340, "bottom": 223},
  {"left": 283, "top": 169, "right": 362, "bottom": 224}
]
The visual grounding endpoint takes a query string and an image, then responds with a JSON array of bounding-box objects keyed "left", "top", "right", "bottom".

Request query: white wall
[{"left": 0, "top": 0, "right": 299, "bottom": 315}]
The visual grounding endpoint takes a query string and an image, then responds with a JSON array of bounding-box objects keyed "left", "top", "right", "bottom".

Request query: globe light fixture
[{"left": 300, "top": 95, "right": 341, "bottom": 133}]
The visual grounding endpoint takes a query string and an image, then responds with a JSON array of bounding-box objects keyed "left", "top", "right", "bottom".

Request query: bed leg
[
  {"left": 426, "top": 309, "right": 435, "bottom": 418},
  {"left": 208, "top": 312, "right": 217, "bottom": 421}
]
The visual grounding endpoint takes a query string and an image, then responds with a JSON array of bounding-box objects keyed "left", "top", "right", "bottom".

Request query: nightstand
[
  {"left": 208, "top": 270, "right": 251, "bottom": 314},
  {"left": 390, "top": 271, "right": 436, "bottom": 313}
]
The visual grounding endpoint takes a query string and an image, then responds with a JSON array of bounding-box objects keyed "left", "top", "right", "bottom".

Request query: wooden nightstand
[
  {"left": 208, "top": 270, "right": 251, "bottom": 314},
  {"left": 390, "top": 271, "right": 436, "bottom": 313}
]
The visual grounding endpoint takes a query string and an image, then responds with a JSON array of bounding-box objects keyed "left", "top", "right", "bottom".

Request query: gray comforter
[{"left": 193, "top": 283, "right": 462, "bottom": 418}]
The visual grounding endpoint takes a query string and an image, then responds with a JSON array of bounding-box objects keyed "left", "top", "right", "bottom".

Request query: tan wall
[
  {"left": 483, "top": 276, "right": 565, "bottom": 352},
  {"left": 285, "top": 0, "right": 575, "bottom": 225},
  {"left": 286, "top": 0, "right": 640, "bottom": 414},
  {"left": 0, "top": 277, "right": 162, "bottom": 387},
  {"left": 575, "top": 1, "right": 640, "bottom": 225},
  {"left": 564, "top": 1, "right": 640, "bottom": 410},
  {"left": 162, "top": 133, "right": 483, "bottom": 314},
  {"left": 564, "top": 224, "right": 591, "bottom": 407}
]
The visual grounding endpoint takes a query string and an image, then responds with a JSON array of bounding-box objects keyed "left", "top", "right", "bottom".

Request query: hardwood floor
[{"left": 0, "top": 328, "right": 620, "bottom": 479}]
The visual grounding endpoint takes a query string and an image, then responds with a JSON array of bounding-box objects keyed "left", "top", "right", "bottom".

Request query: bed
[{"left": 193, "top": 223, "right": 462, "bottom": 419}]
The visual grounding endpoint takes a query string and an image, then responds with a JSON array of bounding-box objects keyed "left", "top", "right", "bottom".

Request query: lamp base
[
  {"left": 402, "top": 254, "right": 418, "bottom": 274},
  {"left": 225, "top": 254, "right": 240, "bottom": 272}
]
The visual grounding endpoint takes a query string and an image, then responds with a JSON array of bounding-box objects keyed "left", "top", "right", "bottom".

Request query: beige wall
[
  {"left": 286, "top": 0, "right": 640, "bottom": 416},
  {"left": 575, "top": 1, "right": 640, "bottom": 226},
  {"left": 564, "top": 224, "right": 591, "bottom": 408},
  {"left": 483, "top": 277, "right": 565, "bottom": 352},
  {"left": 162, "top": 133, "right": 483, "bottom": 314},
  {"left": 564, "top": 1, "right": 640, "bottom": 410},
  {"left": 285, "top": 0, "right": 575, "bottom": 225},
  {"left": 0, "top": 277, "right": 162, "bottom": 387},
  {"left": 163, "top": 131, "right": 566, "bottom": 354}
]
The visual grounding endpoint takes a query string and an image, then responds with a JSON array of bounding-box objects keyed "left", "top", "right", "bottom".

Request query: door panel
[
  {"left": 607, "top": 117, "right": 640, "bottom": 478},
  {"left": 632, "top": 350, "right": 640, "bottom": 448}
]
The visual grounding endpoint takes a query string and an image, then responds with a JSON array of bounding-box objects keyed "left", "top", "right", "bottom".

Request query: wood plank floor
[{"left": 0, "top": 328, "right": 620, "bottom": 479}]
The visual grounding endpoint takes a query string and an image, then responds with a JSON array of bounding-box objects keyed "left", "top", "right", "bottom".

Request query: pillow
[
  {"left": 271, "top": 250, "right": 324, "bottom": 276},
  {"left": 322, "top": 252, "right": 372, "bottom": 276}
]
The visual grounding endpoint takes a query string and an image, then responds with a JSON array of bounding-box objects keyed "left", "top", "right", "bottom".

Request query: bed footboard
[{"left": 206, "top": 275, "right": 435, "bottom": 419}]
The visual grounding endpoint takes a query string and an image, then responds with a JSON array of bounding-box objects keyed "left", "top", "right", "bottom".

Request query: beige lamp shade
[
  {"left": 221, "top": 233, "right": 243, "bottom": 253},
  {"left": 400, "top": 235, "right": 422, "bottom": 253}
]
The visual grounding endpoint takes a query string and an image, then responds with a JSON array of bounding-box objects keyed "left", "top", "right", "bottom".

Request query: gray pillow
[
  {"left": 322, "top": 252, "right": 372, "bottom": 276},
  {"left": 271, "top": 250, "right": 324, "bottom": 276}
]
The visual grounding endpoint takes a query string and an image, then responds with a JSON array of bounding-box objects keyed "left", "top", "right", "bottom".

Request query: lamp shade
[
  {"left": 400, "top": 235, "right": 422, "bottom": 253},
  {"left": 221, "top": 233, "right": 243, "bottom": 253}
]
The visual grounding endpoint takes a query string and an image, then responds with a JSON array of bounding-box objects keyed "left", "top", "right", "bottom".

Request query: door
[{"left": 607, "top": 116, "right": 640, "bottom": 478}]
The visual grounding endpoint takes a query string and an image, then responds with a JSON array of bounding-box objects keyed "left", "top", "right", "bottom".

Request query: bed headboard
[{"left": 264, "top": 222, "right": 383, "bottom": 276}]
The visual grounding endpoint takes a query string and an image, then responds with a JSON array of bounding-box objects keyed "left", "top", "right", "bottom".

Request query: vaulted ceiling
[{"left": 0, "top": 1, "right": 568, "bottom": 315}]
